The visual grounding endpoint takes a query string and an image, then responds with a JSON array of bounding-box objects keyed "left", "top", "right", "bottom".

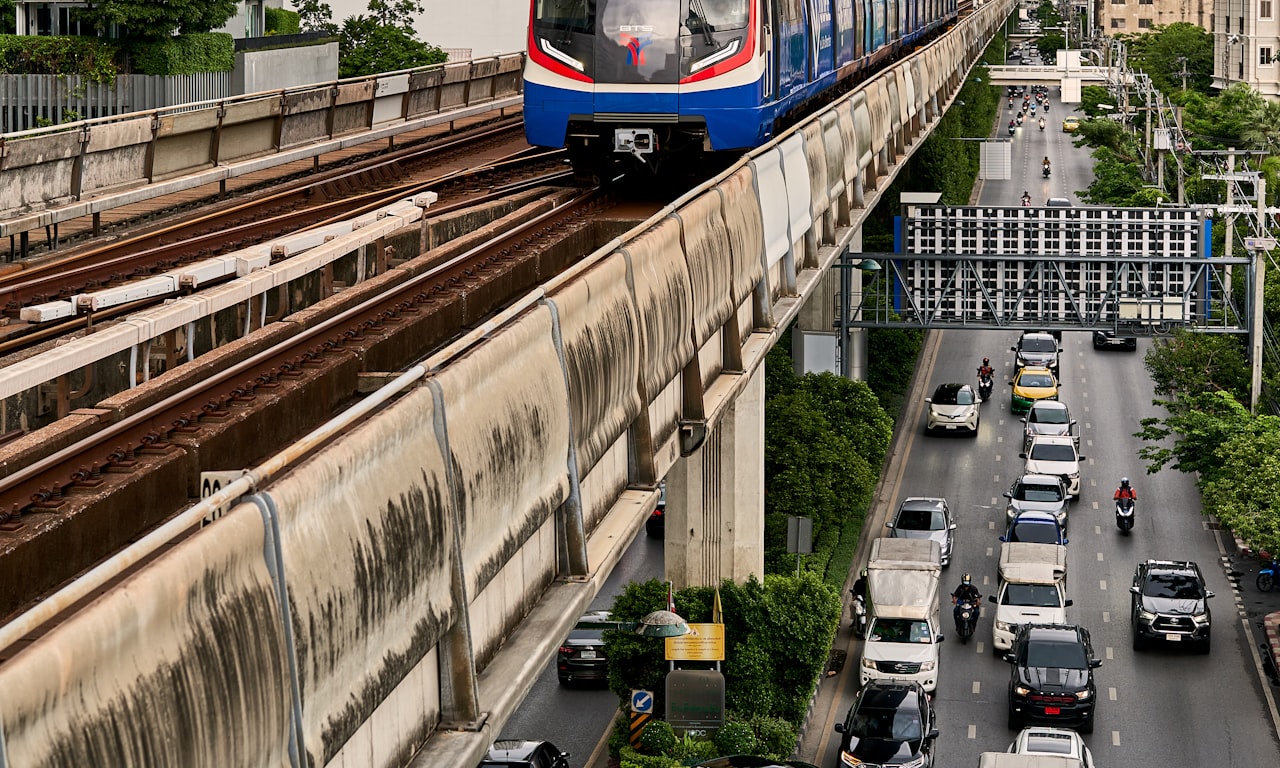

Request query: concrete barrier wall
[
  {"left": 0, "top": 54, "right": 526, "bottom": 224},
  {"left": 0, "top": 3, "right": 1012, "bottom": 765}
]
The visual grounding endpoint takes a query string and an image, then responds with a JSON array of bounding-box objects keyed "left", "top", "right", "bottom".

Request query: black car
[
  {"left": 1004, "top": 624, "right": 1100, "bottom": 733},
  {"left": 1092, "top": 330, "right": 1137, "bottom": 350},
  {"left": 556, "top": 610, "right": 610, "bottom": 685},
  {"left": 833, "top": 680, "right": 938, "bottom": 767},
  {"left": 1130, "top": 560, "right": 1214, "bottom": 653},
  {"left": 479, "top": 740, "right": 569, "bottom": 768},
  {"left": 1012, "top": 332, "right": 1060, "bottom": 373}
]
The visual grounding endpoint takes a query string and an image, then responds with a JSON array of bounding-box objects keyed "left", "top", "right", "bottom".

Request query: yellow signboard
[{"left": 665, "top": 623, "right": 725, "bottom": 661}]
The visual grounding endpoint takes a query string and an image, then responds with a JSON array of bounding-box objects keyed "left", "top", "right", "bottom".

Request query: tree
[
  {"left": 1035, "top": 33, "right": 1064, "bottom": 63},
  {"left": 338, "top": 11, "right": 446, "bottom": 77},
  {"left": 1242, "top": 100, "right": 1280, "bottom": 155},
  {"left": 1142, "top": 328, "right": 1250, "bottom": 401},
  {"left": 293, "top": 0, "right": 338, "bottom": 35},
  {"left": 74, "top": 0, "right": 238, "bottom": 40},
  {"left": 1134, "top": 390, "right": 1256, "bottom": 479},
  {"left": 1079, "top": 147, "right": 1148, "bottom": 204},
  {"left": 1121, "top": 24, "right": 1213, "bottom": 94},
  {"left": 1201, "top": 425, "right": 1280, "bottom": 556}
]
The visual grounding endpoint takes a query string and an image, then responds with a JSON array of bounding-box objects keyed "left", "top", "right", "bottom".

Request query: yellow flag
[{"left": 712, "top": 585, "right": 724, "bottom": 624}]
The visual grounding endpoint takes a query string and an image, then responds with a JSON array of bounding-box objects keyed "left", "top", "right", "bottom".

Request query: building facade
[
  {"left": 1214, "top": 0, "right": 1280, "bottom": 96},
  {"left": 12, "top": 1, "right": 274, "bottom": 39},
  {"left": 1097, "top": 0, "right": 1212, "bottom": 35}
]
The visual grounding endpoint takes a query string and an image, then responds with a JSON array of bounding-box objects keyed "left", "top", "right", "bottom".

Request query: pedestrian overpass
[{"left": 985, "top": 64, "right": 1110, "bottom": 86}]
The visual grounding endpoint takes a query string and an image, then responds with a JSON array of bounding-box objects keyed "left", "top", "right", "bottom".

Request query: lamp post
[
  {"left": 576, "top": 606, "right": 692, "bottom": 638},
  {"left": 835, "top": 251, "right": 883, "bottom": 379}
]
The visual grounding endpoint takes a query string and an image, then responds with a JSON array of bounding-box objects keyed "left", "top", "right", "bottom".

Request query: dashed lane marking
[
  {"left": 986, "top": 547, "right": 994, "bottom": 557},
  {"left": 969, "top": 724, "right": 977, "bottom": 740},
  {"left": 976, "top": 641, "right": 985, "bottom": 654},
  {"left": 1105, "top": 646, "right": 1114, "bottom": 660},
  {"left": 1103, "top": 611, "right": 1110, "bottom": 623},
  {"left": 1094, "top": 525, "right": 1102, "bottom": 535},
  {"left": 973, "top": 681, "right": 981, "bottom": 694},
  {"left": 1109, "top": 687, "right": 1117, "bottom": 701},
  {"left": 1112, "top": 731, "right": 1121, "bottom": 746},
  {"left": 1097, "top": 552, "right": 1104, "bottom": 561},
  {"left": 1100, "top": 580, "right": 1107, "bottom": 591}
]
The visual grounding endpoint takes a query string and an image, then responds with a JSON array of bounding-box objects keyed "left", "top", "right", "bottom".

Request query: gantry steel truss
[{"left": 841, "top": 251, "right": 1253, "bottom": 334}]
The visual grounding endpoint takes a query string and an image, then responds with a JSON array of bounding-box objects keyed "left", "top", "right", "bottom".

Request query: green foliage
[
  {"left": 867, "top": 325, "right": 923, "bottom": 418},
  {"left": 1201, "top": 424, "right": 1280, "bottom": 557},
  {"left": 1135, "top": 390, "right": 1255, "bottom": 478},
  {"left": 749, "top": 715, "right": 797, "bottom": 759},
  {"left": 0, "top": 35, "right": 120, "bottom": 81},
  {"left": 337, "top": 10, "right": 446, "bottom": 77},
  {"left": 619, "top": 745, "right": 682, "bottom": 768},
  {"left": 265, "top": 7, "right": 302, "bottom": 35},
  {"left": 713, "top": 721, "right": 757, "bottom": 755},
  {"left": 295, "top": 0, "right": 339, "bottom": 34},
  {"left": 670, "top": 733, "right": 719, "bottom": 760},
  {"left": 1035, "top": 33, "right": 1063, "bottom": 62},
  {"left": 73, "top": 0, "right": 238, "bottom": 40},
  {"left": 609, "top": 710, "right": 633, "bottom": 758},
  {"left": 898, "top": 60, "right": 1000, "bottom": 205},
  {"left": 1078, "top": 147, "right": 1150, "bottom": 205},
  {"left": 764, "top": 331, "right": 798, "bottom": 399},
  {"left": 1143, "top": 328, "right": 1250, "bottom": 401},
  {"left": 130, "top": 33, "right": 234, "bottom": 75},
  {"left": 638, "top": 719, "right": 677, "bottom": 756},
  {"left": 1119, "top": 24, "right": 1213, "bottom": 93},
  {"left": 0, "top": 0, "right": 13, "bottom": 34}
]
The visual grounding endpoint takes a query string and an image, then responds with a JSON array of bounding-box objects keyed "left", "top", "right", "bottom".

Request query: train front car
[{"left": 523, "top": 0, "right": 764, "bottom": 179}]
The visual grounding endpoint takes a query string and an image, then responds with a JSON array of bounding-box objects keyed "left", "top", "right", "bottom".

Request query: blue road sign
[{"left": 631, "top": 689, "right": 654, "bottom": 714}]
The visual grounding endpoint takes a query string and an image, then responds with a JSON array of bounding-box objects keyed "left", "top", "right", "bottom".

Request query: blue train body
[{"left": 521, "top": 0, "right": 956, "bottom": 176}]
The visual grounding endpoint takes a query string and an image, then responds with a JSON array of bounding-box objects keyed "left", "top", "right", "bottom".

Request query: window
[
  {"left": 1240, "top": 15, "right": 1245, "bottom": 29},
  {"left": 1111, "top": 17, "right": 1126, "bottom": 27},
  {"left": 1139, "top": 0, "right": 1152, "bottom": 5},
  {"left": 1263, "top": 47, "right": 1274, "bottom": 65},
  {"left": 1264, "top": 0, "right": 1274, "bottom": 18},
  {"left": 1138, "top": 17, "right": 1152, "bottom": 26}
]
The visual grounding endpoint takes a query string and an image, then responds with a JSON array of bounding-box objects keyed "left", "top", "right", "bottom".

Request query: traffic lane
[
  {"left": 996, "top": 89, "right": 1088, "bottom": 205},
  {"left": 500, "top": 529, "right": 664, "bottom": 767}
]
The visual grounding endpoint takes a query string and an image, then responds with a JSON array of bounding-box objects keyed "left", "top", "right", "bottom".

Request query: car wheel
[
  {"left": 1079, "top": 711, "right": 1094, "bottom": 734},
  {"left": 1199, "top": 636, "right": 1211, "bottom": 655}
]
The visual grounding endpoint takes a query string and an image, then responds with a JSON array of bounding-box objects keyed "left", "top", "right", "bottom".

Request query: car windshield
[
  {"left": 1028, "top": 443, "right": 1076, "bottom": 462},
  {"left": 852, "top": 707, "right": 923, "bottom": 741},
  {"left": 869, "top": 618, "right": 932, "bottom": 644},
  {"left": 1014, "top": 483, "right": 1064, "bottom": 502},
  {"left": 1024, "top": 732, "right": 1077, "bottom": 755},
  {"left": 1143, "top": 572, "right": 1204, "bottom": 599},
  {"left": 1018, "top": 373, "right": 1054, "bottom": 388},
  {"left": 1029, "top": 407, "right": 1069, "bottom": 425},
  {"left": 1008, "top": 521, "right": 1060, "bottom": 544},
  {"left": 932, "top": 385, "right": 973, "bottom": 405},
  {"left": 1004, "top": 584, "right": 1063, "bottom": 607},
  {"left": 1024, "top": 639, "right": 1088, "bottom": 669},
  {"left": 897, "top": 507, "right": 946, "bottom": 531},
  {"left": 1021, "top": 338, "right": 1056, "bottom": 353}
]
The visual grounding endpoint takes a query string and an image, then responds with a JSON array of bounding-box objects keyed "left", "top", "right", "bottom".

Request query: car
[
  {"left": 1092, "top": 329, "right": 1137, "bottom": 350},
  {"left": 1130, "top": 560, "right": 1214, "bottom": 653},
  {"left": 644, "top": 481, "right": 667, "bottom": 537},
  {"left": 1009, "top": 366, "right": 1059, "bottom": 415},
  {"left": 1004, "top": 624, "right": 1101, "bottom": 733},
  {"left": 925, "top": 382, "right": 980, "bottom": 435},
  {"left": 1001, "top": 511, "right": 1068, "bottom": 546},
  {"left": 1004, "top": 473, "right": 1069, "bottom": 527},
  {"left": 1061, "top": 117, "right": 1080, "bottom": 132},
  {"left": 1021, "top": 401, "right": 1076, "bottom": 451},
  {"left": 1019, "top": 435, "right": 1086, "bottom": 499},
  {"left": 1008, "top": 726, "right": 1096, "bottom": 767},
  {"left": 1045, "top": 197, "right": 1073, "bottom": 207},
  {"left": 556, "top": 610, "right": 610, "bottom": 685},
  {"left": 833, "top": 680, "right": 939, "bottom": 768},
  {"left": 479, "top": 740, "right": 570, "bottom": 767},
  {"left": 1011, "top": 332, "right": 1060, "bottom": 373},
  {"left": 886, "top": 497, "right": 957, "bottom": 567}
]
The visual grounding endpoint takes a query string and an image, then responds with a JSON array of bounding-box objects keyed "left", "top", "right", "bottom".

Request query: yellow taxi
[
  {"left": 1061, "top": 117, "right": 1080, "bottom": 133},
  {"left": 1010, "top": 366, "right": 1059, "bottom": 414}
]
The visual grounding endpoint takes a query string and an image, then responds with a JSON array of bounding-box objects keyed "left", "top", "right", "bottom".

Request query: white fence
[{"left": 0, "top": 72, "right": 231, "bottom": 133}]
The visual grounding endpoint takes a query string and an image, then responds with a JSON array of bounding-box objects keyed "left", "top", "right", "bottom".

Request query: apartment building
[{"left": 1214, "top": 0, "right": 1280, "bottom": 96}]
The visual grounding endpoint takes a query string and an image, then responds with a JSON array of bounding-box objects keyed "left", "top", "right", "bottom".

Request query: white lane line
[
  {"left": 1085, "top": 422, "right": 1092, "bottom": 430},
  {"left": 1109, "top": 687, "right": 1118, "bottom": 701},
  {"left": 968, "top": 724, "right": 977, "bottom": 739},
  {"left": 1092, "top": 501, "right": 1099, "bottom": 510},
  {"left": 976, "top": 641, "right": 985, "bottom": 654},
  {"left": 1097, "top": 552, "right": 1104, "bottom": 561},
  {"left": 987, "top": 547, "right": 994, "bottom": 557},
  {"left": 1106, "top": 646, "right": 1114, "bottom": 660},
  {"left": 998, "top": 435, "right": 1004, "bottom": 443},
  {"left": 989, "top": 521, "right": 996, "bottom": 529},
  {"left": 983, "top": 574, "right": 991, "bottom": 585},
  {"left": 1100, "top": 580, "right": 1108, "bottom": 591},
  {"left": 1102, "top": 611, "right": 1110, "bottom": 623},
  {"left": 1095, "top": 525, "right": 1102, "bottom": 535},
  {"left": 973, "top": 681, "right": 981, "bottom": 694},
  {"left": 1112, "top": 731, "right": 1121, "bottom": 746},
  {"left": 995, "top": 454, "right": 1002, "bottom": 462}
]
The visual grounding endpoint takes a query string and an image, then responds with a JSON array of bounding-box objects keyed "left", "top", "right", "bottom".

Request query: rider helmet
[
  {"left": 961, "top": 573, "right": 972, "bottom": 585},
  {"left": 1120, "top": 477, "right": 1130, "bottom": 487},
  {"left": 860, "top": 568, "right": 868, "bottom": 579},
  {"left": 982, "top": 357, "right": 990, "bottom": 365}
]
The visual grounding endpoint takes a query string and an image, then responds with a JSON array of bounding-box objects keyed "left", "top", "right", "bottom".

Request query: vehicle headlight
[
  {"left": 900, "top": 756, "right": 927, "bottom": 768},
  {"left": 1075, "top": 689, "right": 1092, "bottom": 701},
  {"left": 995, "top": 620, "right": 1011, "bottom": 632},
  {"left": 920, "top": 660, "right": 936, "bottom": 672},
  {"left": 861, "top": 657, "right": 877, "bottom": 670},
  {"left": 1014, "top": 685, "right": 1031, "bottom": 697},
  {"left": 1193, "top": 612, "right": 1211, "bottom": 624},
  {"left": 839, "top": 751, "right": 863, "bottom": 767},
  {"left": 1138, "top": 609, "right": 1156, "bottom": 621}
]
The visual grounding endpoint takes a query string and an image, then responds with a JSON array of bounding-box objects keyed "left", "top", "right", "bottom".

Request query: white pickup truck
[
  {"left": 861, "top": 538, "right": 944, "bottom": 692},
  {"left": 991, "top": 542, "right": 1070, "bottom": 653}
]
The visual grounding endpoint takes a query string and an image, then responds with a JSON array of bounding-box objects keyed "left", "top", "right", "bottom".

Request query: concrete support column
[
  {"left": 845, "top": 226, "right": 869, "bottom": 382},
  {"left": 665, "top": 365, "right": 765, "bottom": 589},
  {"left": 791, "top": 266, "right": 839, "bottom": 375}
]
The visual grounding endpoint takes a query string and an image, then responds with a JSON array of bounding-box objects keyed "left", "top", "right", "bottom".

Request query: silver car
[
  {"left": 1022, "top": 400, "right": 1076, "bottom": 451},
  {"left": 1004, "top": 474, "right": 1070, "bottom": 528},
  {"left": 887, "top": 497, "right": 956, "bottom": 567}
]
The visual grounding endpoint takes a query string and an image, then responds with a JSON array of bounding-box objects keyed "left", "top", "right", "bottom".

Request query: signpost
[
  {"left": 665, "top": 669, "right": 726, "bottom": 738},
  {"left": 629, "top": 689, "right": 654, "bottom": 746}
]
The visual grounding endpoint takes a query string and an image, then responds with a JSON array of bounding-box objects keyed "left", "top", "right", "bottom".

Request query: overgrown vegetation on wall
[
  {"left": 0, "top": 34, "right": 120, "bottom": 81},
  {"left": 266, "top": 8, "right": 302, "bottom": 36},
  {"left": 130, "top": 33, "right": 235, "bottom": 75}
]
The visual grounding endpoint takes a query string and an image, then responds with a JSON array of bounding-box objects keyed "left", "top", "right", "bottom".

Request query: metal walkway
[{"left": 985, "top": 64, "right": 1109, "bottom": 85}]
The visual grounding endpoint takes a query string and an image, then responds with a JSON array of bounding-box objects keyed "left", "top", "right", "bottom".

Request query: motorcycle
[
  {"left": 1008, "top": 99, "right": 1014, "bottom": 110},
  {"left": 1042, "top": 164, "right": 1051, "bottom": 178},
  {"left": 1016, "top": 113, "right": 1024, "bottom": 125},
  {"left": 978, "top": 372, "right": 994, "bottom": 401},
  {"left": 850, "top": 592, "right": 868, "bottom": 638},
  {"left": 1008, "top": 123, "right": 1016, "bottom": 136},
  {"left": 1039, "top": 118, "right": 1046, "bottom": 131},
  {"left": 1258, "top": 559, "right": 1279, "bottom": 592},
  {"left": 1116, "top": 497, "right": 1135, "bottom": 533},
  {"left": 1021, "top": 196, "right": 1032, "bottom": 207},
  {"left": 954, "top": 600, "right": 979, "bottom": 644}
]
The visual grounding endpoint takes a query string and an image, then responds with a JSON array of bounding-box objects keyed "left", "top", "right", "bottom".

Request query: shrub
[
  {"left": 669, "top": 733, "right": 718, "bottom": 760},
  {"left": 608, "top": 710, "right": 632, "bottom": 758},
  {"left": 750, "top": 715, "right": 797, "bottom": 758},
  {"left": 265, "top": 7, "right": 301, "bottom": 35},
  {"left": 618, "top": 745, "right": 682, "bottom": 768},
  {"left": 0, "top": 35, "right": 119, "bottom": 81},
  {"left": 130, "top": 33, "right": 234, "bottom": 75},
  {"left": 713, "top": 720, "right": 756, "bottom": 755},
  {"left": 638, "top": 719, "right": 677, "bottom": 756}
]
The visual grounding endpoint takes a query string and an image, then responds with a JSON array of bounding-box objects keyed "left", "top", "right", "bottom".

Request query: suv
[
  {"left": 1004, "top": 474, "right": 1069, "bottom": 528},
  {"left": 1012, "top": 332, "right": 1060, "bottom": 373},
  {"left": 1092, "top": 329, "right": 1137, "bottom": 350},
  {"left": 1130, "top": 560, "right": 1214, "bottom": 653},
  {"left": 1004, "top": 624, "right": 1101, "bottom": 733},
  {"left": 925, "top": 382, "right": 980, "bottom": 435},
  {"left": 834, "top": 680, "right": 938, "bottom": 768},
  {"left": 479, "top": 740, "right": 570, "bottom": 768},
  {"left": 1020, "top": 435, "right": 1085, "bottom": 499},
  {"left": 1021, "top": 401, "right": 1076, "bottom": 451},
  {"left": 886, "top": 497, "right": 956, "bottom": 566}
]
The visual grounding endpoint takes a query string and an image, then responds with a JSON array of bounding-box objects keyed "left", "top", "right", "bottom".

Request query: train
[{"left": 522, "top": 0, "right": 960, "bottom": 178}]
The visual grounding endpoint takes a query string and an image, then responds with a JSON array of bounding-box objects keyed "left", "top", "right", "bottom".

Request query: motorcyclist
[
  {"left": 952, "top": 574, "right": 981, "bottom": 606},
  {"left": 851, "top": 568, "right": 868, "bottom": 600},
  {"left": 1021, "top": 191, "right": 1032, "bottom": 206},
  {"left": 1114, "top": 477, "right": 1137, "bottom": 501},
  {"left": 1039, "top": 117, "right": 1046, "bottom": 130},
  {"left": 1042, "top": 156, "right": 1052, "bottom": 170},
  {"left": 977, "top": 357, "right": 994, "bottom": 379}
]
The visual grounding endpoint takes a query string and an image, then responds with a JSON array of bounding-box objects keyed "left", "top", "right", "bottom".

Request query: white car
[
  {"left": 1008, "top": 726, "right": 1095, "bottom": 767},
  {"left": 925, "top": 382, "right": 980, "bottom": 435},
  {"left": 1020, "top": 435, "right": 1085, "bottom": 498}
]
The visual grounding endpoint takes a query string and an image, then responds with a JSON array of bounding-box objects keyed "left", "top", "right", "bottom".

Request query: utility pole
[
  {"left": 1249, "top": 178, "right": 1268, "bottom": 415},
  {"left": 1226, "top": 148, "right": 1236, "bottom": 294},
  {"left": 1177, "top": 56, "right": 1190, "bottom": 91}
]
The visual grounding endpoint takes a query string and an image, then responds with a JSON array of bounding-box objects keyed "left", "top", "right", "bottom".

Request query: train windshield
[
  {"left": 596, "top": 0, "right": 682, "bottom": 84},
  {"left": 533, "top": 0, "right": 595, "bottom": 34},
  {"left": 681, "top": 0, "right": 749, "bottom": 33}
]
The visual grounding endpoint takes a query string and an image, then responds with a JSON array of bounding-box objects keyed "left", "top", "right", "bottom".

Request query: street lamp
[
  {"left": 835, "top": 254, "right": 883, "bottom": 379},
  {"left": 575, "top": 605, "right": 692, "bottom": 638}
]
